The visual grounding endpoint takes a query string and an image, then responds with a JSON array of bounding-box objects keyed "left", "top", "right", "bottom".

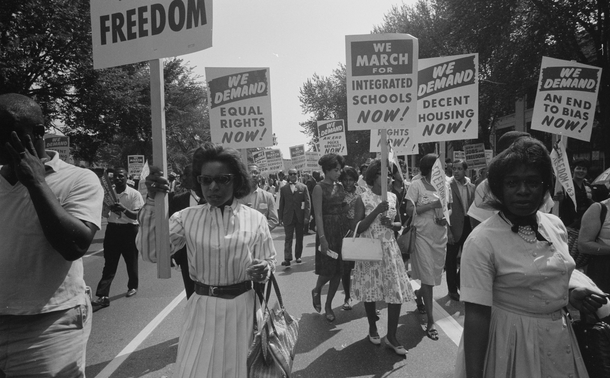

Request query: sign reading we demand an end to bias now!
[
  {"left": 416, "top": 54, "right": 479, "bottom": 143},
  {"left": 90, "top": 0, "right": 213, "bottom": 69},
  {"left": 531, "top": 57, "right": 602, "bottom": 142},
  {"left": 346, "top": 34, "right": 418, "bottom": 130},
  {"left": 206, "top": 67, "right": 274, "bottom": 149}
]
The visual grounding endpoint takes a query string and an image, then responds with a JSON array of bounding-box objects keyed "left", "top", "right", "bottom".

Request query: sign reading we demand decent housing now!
[
  {"left": 531, "top": 57, "right": 602, "bottom": 142},
  {"left": 90, "top": 0, "right": 213, "bottom": 69},
  {"left": 206, "top": 67, "right": 274, "bottom": 149},
  {"left": 346, "top": 34, "right": 418, "bottom": 131}
]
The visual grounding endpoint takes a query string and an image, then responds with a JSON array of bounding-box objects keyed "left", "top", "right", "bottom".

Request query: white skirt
[{"left": 173, "top": 290, "right": 258, "bottom": 378}]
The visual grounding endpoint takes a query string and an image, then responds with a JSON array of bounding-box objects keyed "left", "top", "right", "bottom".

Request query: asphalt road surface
[{"left": 84, "top": 220, "right": 464, "bottom": 378}]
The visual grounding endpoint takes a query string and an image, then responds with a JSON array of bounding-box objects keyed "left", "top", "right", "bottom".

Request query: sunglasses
[
  {"left": 197, "top": 174, "right": 234, "bottom": 186},
  {"left": 288, "top": 172, "right": 297, "bottom": 176}
]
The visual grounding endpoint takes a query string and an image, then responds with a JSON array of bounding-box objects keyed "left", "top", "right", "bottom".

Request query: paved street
[{"left": 84, "top": 220, "right": 464, "bottom": 377}]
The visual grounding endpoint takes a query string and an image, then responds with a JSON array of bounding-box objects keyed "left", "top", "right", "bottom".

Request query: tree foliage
[
  {"left": 1, "top": 0, "right": 211, "bottom": 171},
  {"left": 299, "top": 65, "right": 371, "bottom": 167}
]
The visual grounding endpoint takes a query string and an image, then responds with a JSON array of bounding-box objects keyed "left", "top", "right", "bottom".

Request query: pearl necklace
[{"left": 517, "top": 225, "right": 537, "bottom": 244}]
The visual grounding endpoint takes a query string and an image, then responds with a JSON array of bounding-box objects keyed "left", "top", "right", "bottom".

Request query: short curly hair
[
  {"left": 339, "top": 165, "right": 359, "bottom": 182},
  {"left": 487, "top": 138, "right": 552, "bottom": 211},
  {"left": 365, "top": 159, "right": 386, "bottom": 186},
  {"left": 318, "top": 153, "right": 345, "bottom": 174},
  {"left": 191, "top": 142, "right": 252, "bottom": 199}
]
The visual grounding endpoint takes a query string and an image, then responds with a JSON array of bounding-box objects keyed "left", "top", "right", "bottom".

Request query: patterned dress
[
  {"left": 351, "top": 190, "right": 414, "bottom": 304},
  {"left": 315, "top": 181, "right": 348, "bottom": 276}
]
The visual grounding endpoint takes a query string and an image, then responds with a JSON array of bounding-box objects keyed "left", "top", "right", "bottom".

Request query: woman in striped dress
[{"left": 137, "top": 143, "right": 276, "bottom": 378}]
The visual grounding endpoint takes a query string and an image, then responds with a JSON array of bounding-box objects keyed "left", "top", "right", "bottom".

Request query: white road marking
[
  {"left": 94, "top": 291, "right": 185, "bottom": 378},
  {"left": 410, "top": 280, "right": 463, "bottom": 346},
  {"left": 84, "top": 249, "right": 104, "bottom": 258}
]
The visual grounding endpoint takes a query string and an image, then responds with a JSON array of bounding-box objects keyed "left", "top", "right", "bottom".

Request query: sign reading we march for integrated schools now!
[
  {"left": 416, "top": 54, "right": 479, "bottom": 143},
  {"left": 206, "top": 67, "right": 274, "bottom": 149},
  {"left": 317, "top": 120, "right": 347, "bottom": 155},
  {"left": 90, "top": 0, "right": 213, "bottom": 69},
  {"left": 346, "top": 34, "right": 418, "bottom": 130},
  {"left": 531, "top": 57, "right": 602, "bottom": 142}
]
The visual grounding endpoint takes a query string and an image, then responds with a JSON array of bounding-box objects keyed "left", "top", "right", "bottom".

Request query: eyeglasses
[
  {"left": 250, "top": 170, "right": 260, "bottom": 175},
  {"left": 503, "top": 178, "right": 543, "bottom": 190},
  {"left": 197, "top": 174, "right": 234, "bottom": 186},
  {"left": 288, "top": 173, "right": 297, "bottom": 176}
]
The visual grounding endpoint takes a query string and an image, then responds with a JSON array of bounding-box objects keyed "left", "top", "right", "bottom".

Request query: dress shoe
[
  {"left": 296, "top": 258, "right": 302, "bottom": 264},
  {"left": 126, "top": 289, "right": 137, "bottom": 297},
  {"left": 281, "top": 260, "right": 291, "bottom": 267},
  {"left": 383, "top": 337, "right": 408, "bottom": 356},
  {"left": 368, "top": 334, "right": 381, "bottom": 345},
  {"left": 93, "top": 296, "right": 110, "bottom": 307}
]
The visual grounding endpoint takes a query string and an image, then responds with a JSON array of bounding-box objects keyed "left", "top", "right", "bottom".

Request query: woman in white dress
[
  {"left": 351, "top": 159, "right": 414, "bottom": 355},
  {"left": 455, "top": 138, "right": 606, "bottom": 378},
  {"left": 137, "top": 143, "right": 276, "bottom": 378},
  {"left": 406, "top": 153, "right": 451, "bottom": 341}
]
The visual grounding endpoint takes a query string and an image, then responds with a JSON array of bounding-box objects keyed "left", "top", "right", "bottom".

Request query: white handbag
[{"left": 341, "top": 221, "right": 383, "bottom": 262}]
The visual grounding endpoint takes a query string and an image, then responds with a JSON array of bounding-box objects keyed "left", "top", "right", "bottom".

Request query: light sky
[{"left": 180, "top": 0, "right": 414, "bottom": 157}]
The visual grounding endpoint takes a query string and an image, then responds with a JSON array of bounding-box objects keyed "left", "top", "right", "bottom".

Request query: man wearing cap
[{"left": 279, "top": 169, "right": 311, "bottom": 266}]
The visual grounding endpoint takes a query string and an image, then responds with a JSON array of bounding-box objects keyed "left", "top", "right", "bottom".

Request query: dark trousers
[
  {"left": 284, "top": 218, "right": 304, "bottom": 261},
  {"left": 172, "top": 247, "right": 195, "bottom": 299},
  {"left": 446, "top": 217, "right": 472, "bottom": 294},
  {"left": 96, "top": 223, "right": 139, "bottom": 297}
]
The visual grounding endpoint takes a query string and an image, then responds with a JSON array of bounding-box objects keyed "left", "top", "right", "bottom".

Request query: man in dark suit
[
  {"left": 279, "top": 169, "right": 311, "bottom": 266},
  {"left": 446, "top": 159, "right": 475, "bottom": 301},
  {"left": 169, "top": 165, "right": 201, "bottom": 299}
]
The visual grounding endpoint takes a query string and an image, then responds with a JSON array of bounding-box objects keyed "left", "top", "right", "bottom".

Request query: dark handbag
[
  {"left": 247, "top": 274, "right": 299, "bottom": 378},
  {"left": 569, "top": 311, "right": 610, "bottom": 376},
  {"left": 397, "top": 215, "right": 416, "bottom": 256},
  {"left": 568, "top": 202, "right": 607, "bottom": 269}
]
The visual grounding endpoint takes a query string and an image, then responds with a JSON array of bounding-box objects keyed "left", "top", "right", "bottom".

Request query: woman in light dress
[
  {"left": 406, "top": 153, "right": 451, "bottom": 341},
  {"left": 455, "top": 138, "right": 606, "bottom": 378},
  {"left": 351, "top": 159, "right": 414, "bottom": 355},
  {"left": 138, "top": 142, "right": 276, "bottom": 378}
]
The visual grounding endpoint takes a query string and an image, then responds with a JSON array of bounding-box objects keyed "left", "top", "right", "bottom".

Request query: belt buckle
[{"left": 209, "top": 286, "right": 219, "bottom": 297}]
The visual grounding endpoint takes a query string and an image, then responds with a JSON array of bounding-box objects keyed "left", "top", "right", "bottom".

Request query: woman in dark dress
[{"left": 311, "top": 153, "right": 347, "bottom": 322}]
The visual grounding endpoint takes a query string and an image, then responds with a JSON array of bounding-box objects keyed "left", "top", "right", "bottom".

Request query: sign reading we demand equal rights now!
[
  {"left": 206, "top": 67, "right": 274, "bottom": 149},
  {"left": 531, "top": 57, "right": 602, "bottom": 142},
  {"left": 90, "top": 0, "right": 213, "bottom": 69},
  {"left": 346, "top": 34, "right": 418, "bottom": 131}
]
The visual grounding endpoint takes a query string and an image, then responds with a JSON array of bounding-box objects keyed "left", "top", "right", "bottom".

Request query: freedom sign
[
  {"left": 206, "top": 67, "right": 274, "bottom": 149},
  {"left": 463, "top": 143, "right": 487, "bottom": 169},
  {"left": 90, "top": 0, "right": 213, "bottom": 69},
  {"left": 289, "top": 145, "right": 307, "bottom": 170},
  {"left": 346, "top": 34, "right": 418, "bottom": 130},
  {"left": 369, "top": 128, "right": 417, "bottom": 155},
  {"left": 531, "top": 57, "right": 602, "bottom": 142},
  {"left": 416, "top": 54, "right": 479, "bottom": 143},
  {"left": 317, "top": 120, "right": 347, "bottom": 155}
]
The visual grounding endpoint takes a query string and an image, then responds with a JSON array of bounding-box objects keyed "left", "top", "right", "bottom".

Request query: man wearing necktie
[{"left": 279, "top": 169, "right": 311, "bottom": 266}]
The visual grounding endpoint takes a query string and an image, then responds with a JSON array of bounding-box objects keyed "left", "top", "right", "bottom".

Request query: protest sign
[
  {"left": 128, "top": 155, "right": 145, "bottom": 178},
  {"left": 252, "top": 150, "right": 267, "bottom": 173},
  {"left": 44, "top": 136, "right": 70, "bottom": 162},
  {"left": 90, "top": 0, "right": 213, "bottom": 69},
  {"left": 305, "top": 151, "right": 320, "bottom": 173},
  {"left": 289, "top": 145, "right": 307, "bottom": 170},
  {"left": 206, "top": 67, "right": 273, "bottom": 148},
  {"left": 346, "top": 34, "right": 418, "bottom": 130},
  {"left": 265, "top": 149, "right": 284, "bottom": 175},
  {"left": 453, "top": 151, "right": 465, "bottom": 162},
  {"left": 431, "top": 158, "right": 450, "bottom": 224},
  {"left": 463, "top": 143, "right": 487, "bottom": 169},
  {"left": 531, "top": 57, "right": 601, "bottom": 142},
  {"left": 317, "top": 120, "right": 347, "bottom": 155},
  {"left": 369, "top": 128, "right": 418, "bottom": 155},
  {"left": 416, "top": 54, "right": 478, "bottom": 143},
  {"left": 550, "top": 140, "right": 576, "bottom": 211}
]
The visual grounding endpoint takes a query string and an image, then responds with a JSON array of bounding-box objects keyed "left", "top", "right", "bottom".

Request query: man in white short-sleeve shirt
[{"left": 0, "top": 93, "right": 103, "bottom": 377}]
